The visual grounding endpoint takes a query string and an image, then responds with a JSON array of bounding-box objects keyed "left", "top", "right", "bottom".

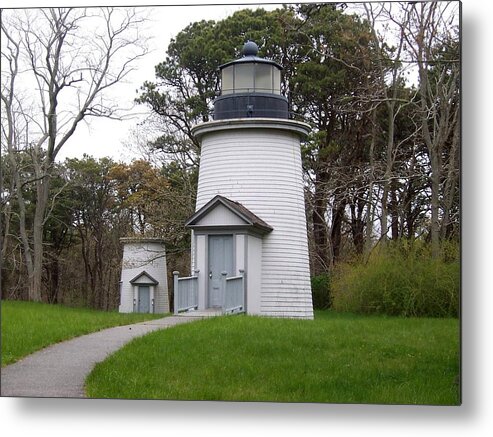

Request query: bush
[
  {"left": 331, "top": 243, "right": 459, "bottom": 317},
  {"left": 311, "top": 274, "right": 331, "bottom": 309}
]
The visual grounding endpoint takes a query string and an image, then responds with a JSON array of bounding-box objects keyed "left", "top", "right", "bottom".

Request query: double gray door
[
  {"left": 208, "top": 235, "right": 234, "bottom": 308},
  {"left": 137, "top": 286, "right": 150, "bottom": 313}
]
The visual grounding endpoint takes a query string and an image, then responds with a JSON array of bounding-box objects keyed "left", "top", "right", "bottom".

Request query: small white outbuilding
[{"left": 118, "top": 237, "right": 169, "bottom": 314}]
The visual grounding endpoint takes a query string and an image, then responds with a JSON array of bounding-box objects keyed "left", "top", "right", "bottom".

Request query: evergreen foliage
[{"left": 310, "top": 274, "right": 331, "bottom": 309}]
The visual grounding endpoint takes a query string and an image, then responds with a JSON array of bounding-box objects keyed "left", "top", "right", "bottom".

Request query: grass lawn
[
  {"left": 1, "top": 300, "right": 165, "bottom": 366},
  {"left": 85, "top": 311, "right": 460, "bottom": 405}
]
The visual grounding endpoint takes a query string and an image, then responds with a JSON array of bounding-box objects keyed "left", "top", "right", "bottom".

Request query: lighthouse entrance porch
[
  {"left": 172, "top": 195, "right": 273, "bottom": 316},
  {"left": 173, "top": 230, "right": 245, "bottom": 315}
]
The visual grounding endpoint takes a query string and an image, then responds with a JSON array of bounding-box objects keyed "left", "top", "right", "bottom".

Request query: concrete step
[{"left": 176, "top": 308, "right": 223, "bottom": 318}]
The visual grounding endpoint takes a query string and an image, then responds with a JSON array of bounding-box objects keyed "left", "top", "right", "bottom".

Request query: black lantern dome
[
  {"left": 213, "top": 41, "right": 288, "bottom": 120},
  {"left": 242, "top": 40, "right": 259, "bottom": 56}
]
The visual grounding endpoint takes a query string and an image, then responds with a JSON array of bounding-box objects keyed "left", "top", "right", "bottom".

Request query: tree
[
  {"left": 1, "top": 7, "right": 148, "bottom": 300},
  {"left": 394, "top": 1, "right": 460, "bottom": 257},
  {"left": 64, "top": 156, "right": 127, "bottom": 309},
  {"left": 363, "top": 2, "right": 411, "bottom": 243},
  {"left": 108, "top": 159, "right": 171, "bottom": 236},
  {"left": 291, "top": 3, "right": 382, "bottom": 270}
]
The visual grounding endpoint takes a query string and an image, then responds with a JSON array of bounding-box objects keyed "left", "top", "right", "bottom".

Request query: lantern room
[{"left": 213, "top": 41, "right": 288, "bottom": 120}]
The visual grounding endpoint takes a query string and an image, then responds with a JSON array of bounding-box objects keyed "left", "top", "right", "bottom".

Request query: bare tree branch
[{"left": 1, "top": 7, "right": 150, "bottom": 300}]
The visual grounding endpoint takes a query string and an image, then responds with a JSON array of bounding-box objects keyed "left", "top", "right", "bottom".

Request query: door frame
[
  {"left": 133, "top": 284, "right": 155, "bottom": 313},
  {"left": 206, "top": 233, "right": 235, "bottom": 309},
  {"left": 138, "top": 285, "right": 151, "bottom": 313}
]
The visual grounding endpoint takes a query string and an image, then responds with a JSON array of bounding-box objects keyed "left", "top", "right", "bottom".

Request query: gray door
[
  {"left": 208, "top": 235, "right": 234, "bottom": 308},
  {"left": 137, "top": 286, "right": 150, "bottom": 313}
]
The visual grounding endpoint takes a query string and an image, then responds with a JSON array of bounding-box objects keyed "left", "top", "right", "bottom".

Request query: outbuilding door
[
  {"left": 137, "top": 286, "right": 150, "bottom": 313},
  {"left": 208, "top": 235, "right": 234, "bottom": 308}
]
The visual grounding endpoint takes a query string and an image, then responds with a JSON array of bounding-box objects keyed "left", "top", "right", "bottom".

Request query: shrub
[
  {"left": 311, "top": 274, "right": 331, "bottom": 309},
  {"left": 331, "top": 242, "right": 459, "bottom": 317}
]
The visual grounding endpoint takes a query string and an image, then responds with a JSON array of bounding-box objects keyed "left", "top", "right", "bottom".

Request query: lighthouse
[{"left": 180, "top": 41, "right": 313, "bottom": 319}]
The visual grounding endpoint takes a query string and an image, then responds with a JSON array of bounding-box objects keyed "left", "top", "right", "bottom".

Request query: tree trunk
[
  {"left": 47, "top": 255, "right": 60, "bottom": 304},
  {"left": 429, "top": 148, "right": 441, "bottom": 258},
  {"left": 6, "top": 138, "right": 35, "bottom": 298},
  {"left": 381, "top": 99, "right": 396, "bottom": 242},
  {"left": 331, "top": 200, "right": 346, "bottom": 263},
  {"left": 365, "top": 108, "right": 378, "bottom": 255},
  {"left": 312, "top": 171, "right": 331, "bottom": 274},
  {"left": 390, "top": 179, "right": 399, "bottom": 240},
  {"left": 415, "top": 2, "right": 443, "bottom": 259},
  {"left": 441, "top": 107, "right": 460, "bottom": 241},
  {"left": 418, "top": 64, "right": 441, "bottom": 258},
  {"left": 350, "top": 200, "right": 365, "bottom": 255},
  {"left": 29, "top": 173, "right": 51, "bottom": 301}
]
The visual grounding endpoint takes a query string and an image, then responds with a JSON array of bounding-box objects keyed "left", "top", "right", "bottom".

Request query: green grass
[
  {"left": 1, "top": 300, "right": 165, "bottom": 366},
  {"left": 85, "top": 311, "right": 460, "bottom": 405}
]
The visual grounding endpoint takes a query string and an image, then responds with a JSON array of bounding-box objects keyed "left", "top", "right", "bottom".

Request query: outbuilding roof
[
  {"left": 120, "top": 237, "right": 166, "bottom": 245},
  {"left": 129, "top": 270, "right": 159, "bottom": 285}
]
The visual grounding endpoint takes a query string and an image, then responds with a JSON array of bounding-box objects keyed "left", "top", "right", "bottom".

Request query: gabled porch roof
[
  {"left": 185, "top": 195, "right": 273, "bottom": 235},
  {"left": 129, "top": 270, "right": 159, "bottom": 285}
]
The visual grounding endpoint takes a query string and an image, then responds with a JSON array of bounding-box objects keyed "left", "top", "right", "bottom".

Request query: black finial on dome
[{"left": 242, "top": 40, "right": 259, "bottom": 57}]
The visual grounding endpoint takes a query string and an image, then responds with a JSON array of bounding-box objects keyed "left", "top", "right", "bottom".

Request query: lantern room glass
[
  {"left": 255, "top": 63, "right": 272, "bottom": 93},
  {"left": 221, "top": 66, "right": 234, "bottom": 95},
  {"left": 234, "top": 63, "right": 254, "bottom": 93},
  {"left": 273, "top": 68, "right": 281, "bottom": 94},
  {"left": 220, "top": 62, "right": 282, "bottom": 95}
]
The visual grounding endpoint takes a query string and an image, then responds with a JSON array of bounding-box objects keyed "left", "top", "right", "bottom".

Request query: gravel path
[{"left": 1, "top": 315, "right": 199, "bottom": 398}]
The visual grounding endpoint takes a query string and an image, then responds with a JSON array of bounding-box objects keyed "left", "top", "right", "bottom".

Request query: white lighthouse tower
[{"left": 182, "top": 41, "right": 313, "bottom": 319}]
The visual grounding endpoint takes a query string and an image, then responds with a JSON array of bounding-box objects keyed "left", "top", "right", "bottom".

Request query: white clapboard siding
[
  {"left": 194, "top": 120, "right": 313, "bottom": 319},
  {"left": 119, "top": 239, "right": 169, "bottom": 314}
]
